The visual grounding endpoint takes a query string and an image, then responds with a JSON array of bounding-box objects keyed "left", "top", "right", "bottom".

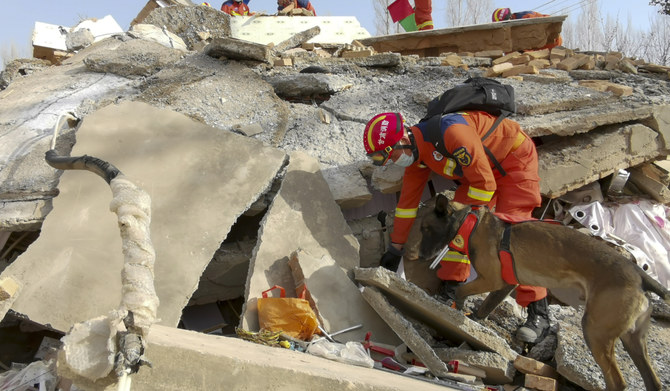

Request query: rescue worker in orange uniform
[
  {"left": 277, "top": 0, "right": 317, "bottom": 15},
  {"left": 492, "top": 8, "right": 562, "bottom": 50},
  {"left": 414, "top": 0, "right": 433, "bottom": 30},
  {"left": 363, "top": 111, "right": 550, "bottom": 343},
  {"left": 221, "top": 0, "right": 254, "bottom": 16}
]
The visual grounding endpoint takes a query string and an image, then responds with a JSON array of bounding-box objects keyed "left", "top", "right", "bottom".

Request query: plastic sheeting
[
  {"left": 0, "top": 360, "right": 57, "bottom": 391},
  {"left": 569, "top": 200, "right": 670, "bottom": 290}
]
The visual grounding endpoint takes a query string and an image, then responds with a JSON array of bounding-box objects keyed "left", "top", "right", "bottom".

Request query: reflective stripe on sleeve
[
  {"left": 467, "top": 186, "right": 494, "bottom": 202},
  {"left": 443, "top": 158, "right": 457, "bottom": 176},
  {"left": 394, "top": 207, "right": 418, "bottom": 219},
  {"left": 442, "top": 251, "right": 470, "bottom": 264}
]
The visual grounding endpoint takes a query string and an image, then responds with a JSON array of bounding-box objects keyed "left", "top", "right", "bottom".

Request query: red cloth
[{"left": 414, "top": 0, "right": 433, "bottom": 30}]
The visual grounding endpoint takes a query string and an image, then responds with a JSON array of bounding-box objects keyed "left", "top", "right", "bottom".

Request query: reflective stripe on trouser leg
[{"left": 395, "top": 207, "right": 417, "bottom": 219}]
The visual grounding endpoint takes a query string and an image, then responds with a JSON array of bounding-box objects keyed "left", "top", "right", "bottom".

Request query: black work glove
[{"left": 380, "top": 245, "right": 404, "bottom": 272}]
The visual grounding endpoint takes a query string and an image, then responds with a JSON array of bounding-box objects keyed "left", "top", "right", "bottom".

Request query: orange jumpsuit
[
  {"left": 511, "top": 11, "right": 562, "bottom": 50},
  {"left": 414, "top": 0, "right": 433, "bottom": 30},
  {"left": 221, "top": 1, "right": 253, "bottom": 15},
  {"left": 390, "top": 111, "right": 545, "bottom": 307}
]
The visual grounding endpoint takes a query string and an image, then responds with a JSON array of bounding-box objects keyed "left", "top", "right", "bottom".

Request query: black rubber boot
[
  {"left": 436, "top": 280, "right": 465, "bottom": 309},
  {"left": 516, "top": 297, "right": 550, "bottom": 343}
]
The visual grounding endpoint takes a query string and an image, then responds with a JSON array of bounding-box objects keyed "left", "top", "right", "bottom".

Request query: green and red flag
[{"left": 387, "top": 0, "right": 417, "bottom": 32}]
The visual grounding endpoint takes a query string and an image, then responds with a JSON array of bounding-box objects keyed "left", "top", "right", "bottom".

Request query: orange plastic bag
[{"left": 257, "top": 285, "right": 319, "bottom": 341}]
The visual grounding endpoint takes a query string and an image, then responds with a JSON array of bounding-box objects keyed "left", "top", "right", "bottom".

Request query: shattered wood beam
[{"left": 45, "top": 113, "right": 159, "bottom": 384}]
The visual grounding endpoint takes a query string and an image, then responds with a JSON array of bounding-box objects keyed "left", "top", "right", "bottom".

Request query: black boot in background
[
  {"left": 436, "top": 280, "right": 465, "bottom": 309},
  {"left": 516, "top": 297, "right": 551, "bottom": 343}
]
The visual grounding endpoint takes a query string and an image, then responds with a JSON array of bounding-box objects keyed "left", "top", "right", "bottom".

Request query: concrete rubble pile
[{"left": 0, "top": 1, "right": 669, "bottom": 390}]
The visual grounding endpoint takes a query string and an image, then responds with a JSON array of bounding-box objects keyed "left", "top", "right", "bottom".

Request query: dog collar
[{"left": 429, "top": 206, "right": 481, "bottom": 270}]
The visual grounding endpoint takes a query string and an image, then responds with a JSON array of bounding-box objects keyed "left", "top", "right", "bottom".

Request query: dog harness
[
  {"left": 498, "top": 223, "right": 521, "bottom": 285},
  {"left": 441, "top": 211, "right": 528, "bottom": 285}
]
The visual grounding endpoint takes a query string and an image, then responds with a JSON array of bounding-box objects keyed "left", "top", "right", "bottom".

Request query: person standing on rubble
[
  {"left": 362, "top": 111, "right": 551, "bottom": 344},
  {"left": 414, "top": 0, "right": 433, "bottom": 30},
  {"left": 491, "top": 8, "right": 562, "bottom": 50},
  {"left": 221, "top": 0, "right": 255, "bottom": 16},
  {"left": 277, "top": 0, "right": 317, "bottom": 15}
]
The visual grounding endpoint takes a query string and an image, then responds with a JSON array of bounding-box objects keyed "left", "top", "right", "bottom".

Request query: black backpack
[{"left": 419, "top": 77, "right": 516, "bottom": 176}]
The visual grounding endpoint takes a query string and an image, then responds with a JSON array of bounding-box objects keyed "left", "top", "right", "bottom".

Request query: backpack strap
[
  {"left": 480, "top": 110, "right": 510, "bottom": 177},
  {"left": 423, "top": 114, "right": 453, "bottom": 159},
  {"left": 481, "top": 111, "right": 509, "bottom": 142}
]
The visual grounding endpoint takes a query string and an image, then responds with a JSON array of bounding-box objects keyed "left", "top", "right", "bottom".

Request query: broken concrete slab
[
  {"left": 434, "top": 347, "right": 515, "bottom": 385},
  {"left": 137, "top": 54, "right": 288, "bottom": 146},
  {"left": 188, "top": 239, "right": 256, "bottom": 306},
  {"left": 72, "top": 15, "right": 125, "bottom": 43},
  {"left": 277, "top": 109, "right": 364, "bottom": 167},
  {"left": 360, "top": 286, "right": 451, "bottom": 378},
  {"left": 538, "top": 123, "right": 667, "bottom": 198},
  {"left": 354, "top": 267, "right": 518, "bottom": 362},
  {"left": 287, "top": 249, "right": 400, "bottom": 345},
  {"left": 141, "top": 4, "right": 232, "bottom": 50},
  {"left": 128, "top": 24, "right": 188, "bottom": 51},
  {"left": 320, "top": 163, "right": 371, "bottom": 209},
  {"left": 205, "top": 37, "right": 273, "bottom": 64},
  {"left": 516, "top": 101, "right": 655, "bottom": 138},
  {"left": 82, "top": 37, "right": 186, "bottom": 77},
  {"left": 0, "top": 58, "right": 51, "bottom": 90},
  {"left": 240, "top": 151, "right": 360, "bottom": 333},
  {"left": 514, "top": 81, "right": 617, "bottom": 116},
  {"left": 65, "top": 29, "right": 95, "bottom": 52},
  {"left": 2, "top": 101, "right": 286, "bottom": 331},
  {"left": 642, "top": 104, "right": 670, "bottom": 150},
  {"left": 60, "top": 324, "right": 453, "bottom": 391},
  {"left": 268, "top": 74, "right": 354, "bottom": 99},
  {"left": 0, "top": 61, "right": 137, "bottom": 230},
  {"left": 370, "top": 164, "right": 404, "bottom": 194}
]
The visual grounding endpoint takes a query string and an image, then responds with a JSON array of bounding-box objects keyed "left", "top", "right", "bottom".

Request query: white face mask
[{"left": 394, "top": 151, "right": 415, "bottom": 167}]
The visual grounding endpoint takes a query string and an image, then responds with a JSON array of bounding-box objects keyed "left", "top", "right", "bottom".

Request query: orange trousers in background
[{"left": 414, "top": 0, "right": 433, "bottom": 30}]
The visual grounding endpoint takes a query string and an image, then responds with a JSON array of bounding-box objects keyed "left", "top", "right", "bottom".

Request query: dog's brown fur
[{"left": 419, "top": 194, "right": 670, "bottom": 391}]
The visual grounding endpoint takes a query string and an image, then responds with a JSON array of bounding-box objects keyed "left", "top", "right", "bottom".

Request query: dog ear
[{"left": 435, "top": 194, "right": 450, "bottom": 216}]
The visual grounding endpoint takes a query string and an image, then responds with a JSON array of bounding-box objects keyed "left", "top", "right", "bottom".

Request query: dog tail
[{"left": 639, "top": 267, "right": 670, "bottom": 304}]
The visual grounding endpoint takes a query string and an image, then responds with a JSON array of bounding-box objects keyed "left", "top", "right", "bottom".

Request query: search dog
[{"left": 418, "top": 194, "right": 670, "bottom": 391}]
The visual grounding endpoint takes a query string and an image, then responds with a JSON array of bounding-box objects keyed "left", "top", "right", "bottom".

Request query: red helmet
[
  {"left": 363, "top": 112, "right": 405, "bottom": 166},
  {"left": 492, "top": 8, "right": 511, "bottom": 22}
]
